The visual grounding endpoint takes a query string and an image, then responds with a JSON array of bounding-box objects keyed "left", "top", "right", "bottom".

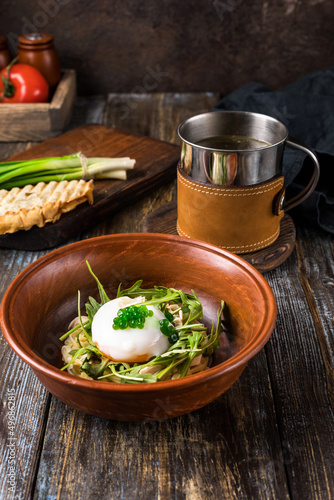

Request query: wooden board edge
[{"left": 0, "top": 70, "right": 77, "bottom": 141}]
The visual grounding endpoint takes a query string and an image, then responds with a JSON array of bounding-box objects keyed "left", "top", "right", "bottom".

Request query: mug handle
[{"left": 284, "top": 136, "right": 320, "bottom": 211}]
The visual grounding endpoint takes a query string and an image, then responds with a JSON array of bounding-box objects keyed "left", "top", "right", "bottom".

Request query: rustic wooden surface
[
  {"left": 1, "top": 92, "right": 334, "bottom": 500},
  {"left": 0, "top": 124, "right": 179, "bottom": 250}
]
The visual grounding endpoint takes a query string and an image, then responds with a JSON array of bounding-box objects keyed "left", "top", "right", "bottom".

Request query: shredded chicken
[
  {"left": 166, "top": 303, "right": 183, "bottom": 327},
  {"left": 139, "top": 365, "right": 163, "bottom": 375},
  {"left": 190, "top": 354, "right": 202, "bottom": 367}
]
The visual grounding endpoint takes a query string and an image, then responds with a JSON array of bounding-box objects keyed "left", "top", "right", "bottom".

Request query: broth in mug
[{"left": 196, "top": 135, "right": 271, "bottom": 151}]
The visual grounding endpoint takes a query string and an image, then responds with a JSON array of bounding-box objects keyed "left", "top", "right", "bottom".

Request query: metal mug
[{"left": 178, "top": 111, "right": 320, "bottom": 211}]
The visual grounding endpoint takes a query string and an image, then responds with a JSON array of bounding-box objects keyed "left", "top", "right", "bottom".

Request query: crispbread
[{"left": 0, "top": 179, "right": 94, "bottom": 234}]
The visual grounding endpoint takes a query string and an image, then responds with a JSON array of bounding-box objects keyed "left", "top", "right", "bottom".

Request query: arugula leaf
[
  {"left": 117, "top": 282, "right": 203, "bottom": 326},
  {"left": 176, "top": 288, "right": 202, "bottom": 324},
  {"left": 77, "top": 290, "right": 95, "bottom": 345},
  {"left": 156, "top": 358, "right": 184, "bottom": 380},
  {"left": 178, "top": 331, "right": 204, "bottom": 378},
  {"left": 122, "top": 373, "right": 158, "bottom": 384},
  {"left": 59, "top": 319, "right": 90, "bottom": 342},
  {"left": 81, "top": 358, "right": 109, "bottom": 379},
  {"left": 85, "top": 296, "right": 101, "bottom": 324},
  {"left": 108, "top": 364, "right": 158, "bottom": 383},
  {"left": 117, "top": 280, "right": 169, "bottom": 301},
  {"left": 60, "top": 344, "right": 102, "bottom": 371},
  {"left": 202, "top": 300, "right": 225, "bottom": 356},
  {"left": 188, "top": 331, "right": 204, "bottom": 349},
  {"left": 213, "top": 300, "right": 225, "bottom": 348},
  {"left": 117, "top": 280, "right": 144, "bottom": 297},
  {"left": 141, "top": 288, "right": 180, "bottom": 308},
  {"left": 86, "top": 260, "right": 110, "bottom": 305}
]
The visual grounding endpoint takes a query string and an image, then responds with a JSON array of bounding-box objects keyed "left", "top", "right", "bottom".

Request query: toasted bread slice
[{"left": 0, "top": 179, "right": 94, "bottom": 234}]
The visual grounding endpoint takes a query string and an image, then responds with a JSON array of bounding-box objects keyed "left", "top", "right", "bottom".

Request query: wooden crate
[{"left": 0, "top": 69, "right": 76, "bottom": 142}]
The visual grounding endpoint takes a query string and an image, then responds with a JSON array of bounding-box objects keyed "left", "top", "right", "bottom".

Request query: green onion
[{"left": 0, "top": 152, "right": 135, "bottom": 190}]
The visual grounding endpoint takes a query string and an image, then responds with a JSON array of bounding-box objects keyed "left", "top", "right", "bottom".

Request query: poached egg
[{"left": 92, "top": 296, "right": 170, "bottom": 362}]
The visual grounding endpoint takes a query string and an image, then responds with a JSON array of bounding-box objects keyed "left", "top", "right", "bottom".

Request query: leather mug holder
[{"left": 177, "top": 166, "right": 286, "bottom": 254}]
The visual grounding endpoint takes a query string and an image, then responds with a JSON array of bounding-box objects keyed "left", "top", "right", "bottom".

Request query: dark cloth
[{"left": 213, "top": 67, "right": 334, "bottom": 233}]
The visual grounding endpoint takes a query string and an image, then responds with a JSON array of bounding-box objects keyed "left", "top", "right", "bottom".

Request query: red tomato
[{"left": 0, "top": 63, "right": 49, "bottom": 103}]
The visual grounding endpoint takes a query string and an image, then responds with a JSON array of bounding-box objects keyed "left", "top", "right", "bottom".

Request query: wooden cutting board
[{"left": 0, "top": 125, "right": 179, "bottom": 250}]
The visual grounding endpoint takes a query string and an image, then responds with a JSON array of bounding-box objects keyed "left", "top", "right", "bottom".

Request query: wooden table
[{"left": 1, "top": 93, "right": 333, "bottom": 500}]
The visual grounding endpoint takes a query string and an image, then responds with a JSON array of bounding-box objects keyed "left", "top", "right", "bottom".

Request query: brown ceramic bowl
[{"left": 0, "top": 233, "right": 276, "bottom": 421}]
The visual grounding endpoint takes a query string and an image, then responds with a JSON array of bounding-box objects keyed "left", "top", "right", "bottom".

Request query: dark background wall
[{"left": 1, "top": 0, "right": 333, "bottom": 96}]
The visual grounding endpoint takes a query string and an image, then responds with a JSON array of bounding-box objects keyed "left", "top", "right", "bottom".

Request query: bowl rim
[{"left": 0, "top": 232, "right": 277, "bottom": 393}]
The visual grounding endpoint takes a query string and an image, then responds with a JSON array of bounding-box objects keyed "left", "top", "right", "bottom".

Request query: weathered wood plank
[
  {"left": 0, "top": 142, "right": 34, "bottom": 161},
  {"left": 0, "top": 248, "right": 51, "bottom": 500},
  {"left": 105, "top": 92, "right": 219, "bottom": 144},
  {"left": 33, "top": 352, "right": 290, "bottom": 500},
  {"left": 0, "top": 101, "right": 108, "bottom": 500},
  {"left": 264, "top": 228, "right": 334, "bottom": 499},
  {"left": 0, "top": 98, "right": 108, "bottom": 500},
  {"left": 68, "top": 95, "right": 107, "bottom": 129}
]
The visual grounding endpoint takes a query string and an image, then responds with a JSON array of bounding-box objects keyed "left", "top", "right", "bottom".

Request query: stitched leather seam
[
  {"left": 177, "top": 222, "right": 280, "bottom": 251},
  {"left": 178, "top": 169, "right": 283, "bottom": 193},
  {"left": 178, "top": 171, "right": 283, "bottom": 196}
]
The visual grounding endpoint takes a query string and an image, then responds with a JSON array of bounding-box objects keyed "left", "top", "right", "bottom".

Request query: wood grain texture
[
  {"left": 265, "top": 240, "right": 334, "bottom": 499},
  {"left": 0, "top": 124, "right": 179, "bottom": 250},
  {"left": 105, "top": 92, "right": 219, "bottom": 144},
  {"left": 0, "top": 93, "right": 333, "bottom": 500},
  {"left": 0, "top": 70, "right": 76, "bottom": 141},
  {"left": 0, "top": 248, "right": 51, "bottom": 500},
  {"left": 34, "top": 353, "right": 290, "bottom": 500},
  {"left": 0, "top": 1, "right": 333, "bottom": 95}
]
